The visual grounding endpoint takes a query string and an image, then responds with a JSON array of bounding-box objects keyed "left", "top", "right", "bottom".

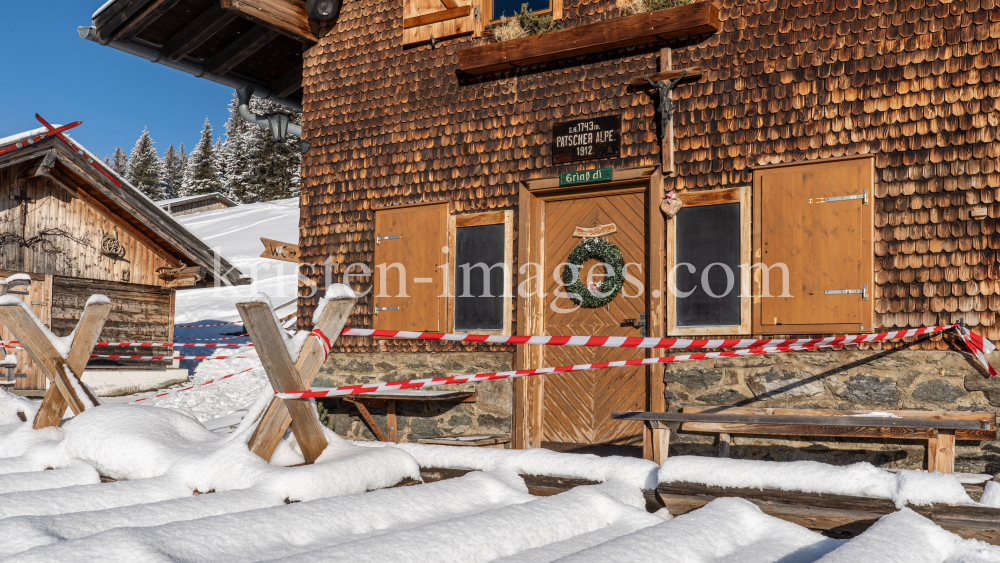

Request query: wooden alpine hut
[
  {"left": 84, "top": 0, "right": 1000, "bottom": 472},
  {"left": 0, "top": 123, "right": 246, "bottom": 394}
]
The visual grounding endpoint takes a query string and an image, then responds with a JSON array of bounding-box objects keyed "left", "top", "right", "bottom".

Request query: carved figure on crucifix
[
  {"left": 0, "top": 292, "right": 110, "bottom": 429},
  {"left": 238, "top": 285, "right": 358, "bottom": 463}
]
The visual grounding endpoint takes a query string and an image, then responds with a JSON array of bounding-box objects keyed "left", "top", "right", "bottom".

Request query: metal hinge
[
  {"left": 474, "top": 5, "right": 479, "bottom": 18},
  {"left": 810, "top": 189, "right": 868, "bottom": 205},
  {"left": 375, "top": 234, "right": 404, "bottom": 246},
  {"left": 825, "top": 283, "right": 868, "bottom": 300}
]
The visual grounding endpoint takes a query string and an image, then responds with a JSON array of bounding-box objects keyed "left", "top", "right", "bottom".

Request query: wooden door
[
  {"left": 372, "top": 204, "right": 449, "bottom": 332},
  {"left": 541, "top": 191, "right": 647, "bottom": 446},
  {"left": 756, "top": 158, "right": 873, "bottom": 332},
  {"left": 0, "top": 274, "right": 52, "bottom": 391}
]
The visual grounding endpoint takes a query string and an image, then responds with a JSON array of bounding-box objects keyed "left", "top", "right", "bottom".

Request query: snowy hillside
[{"left": 173, "top": 197, "right": 300, "bottom": 324}]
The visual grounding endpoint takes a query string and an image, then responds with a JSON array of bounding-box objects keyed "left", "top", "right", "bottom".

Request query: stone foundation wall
[
  {"left": 316, "top": 352, "right": 513, "bottom": 443},
  {"left": 664, "top": 348, "right": 1000, "bottom": 474}
]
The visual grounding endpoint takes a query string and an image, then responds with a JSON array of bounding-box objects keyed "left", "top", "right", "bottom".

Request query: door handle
[{"left": 620, "top": 313, "right": 647, "bottom": 337}]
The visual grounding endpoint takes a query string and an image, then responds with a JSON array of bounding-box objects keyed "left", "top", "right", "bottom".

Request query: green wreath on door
[{"left": 560, "top": 238, "right": 626, "bottom": 308}]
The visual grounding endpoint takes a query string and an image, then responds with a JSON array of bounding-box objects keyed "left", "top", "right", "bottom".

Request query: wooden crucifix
[
  {"left": 0, "top": 296, "right": 110, "bottom": 429},
  {"left": 238, "top": 293, "right": 357, "bottom": 463}
]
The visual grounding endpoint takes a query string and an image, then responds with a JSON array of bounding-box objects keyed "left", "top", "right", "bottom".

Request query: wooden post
[
  {"left": 928, "top": 428, "right": 956, "bottom": 474},
  {"left": 387, "top": 399, "right": 397, "bottom": 442},
  {"left": 717, "top": 432, "right": 731, "bottom": 458},
  {"left": 240, "top": 295, "right": 356, "bottom": 463},
  {"left": 659, "top": 47, "right": 675, "bottom": 176},
  {"left": 647, "top": 421, "right": 670, "bottom": 464},
  {"left": 0, "top": 297, "right": 110, "bottom": 429}
]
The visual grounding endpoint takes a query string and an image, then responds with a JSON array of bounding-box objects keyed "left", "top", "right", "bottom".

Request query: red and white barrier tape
[
  {"left": 341, "top": 326, "right": 951, "bottom": 350},
  {"left": 279, "top": 323, "right": 997, "bottom": 399},
  {"left": 174, "top": 321, "right": 244, "bottom": 328},
  {"left": 276, "top": 343, "right": 839, "bottom": 399},
  {"left": 127, "top": 365, "right": 261, "bottom": 403},
  {"left": 310, "top": 329, "right": 331, "bottom": 362},
  {"left": 91, "top": 354, "right": 255, "bottom": 360}
]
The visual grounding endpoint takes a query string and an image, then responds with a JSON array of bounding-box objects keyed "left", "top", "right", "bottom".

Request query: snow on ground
[
  {"left": 659, "top": 456, "right": 976, "bottom": 509},
  {"left": 1, "top": 389, "right": 999, "bottom": 562}
]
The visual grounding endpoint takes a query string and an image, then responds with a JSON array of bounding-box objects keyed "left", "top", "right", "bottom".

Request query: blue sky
[{"left": 0, "top": 1, "right": 232, "bottom": 160}]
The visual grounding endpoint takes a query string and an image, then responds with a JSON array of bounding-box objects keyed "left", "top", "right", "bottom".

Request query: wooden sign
[
  {"left": 573, "top": 223, "right": 617, "bottom": 238},
  {"left": 552, "top": 115, "right": 622, "bottom": 164},
  {"left": 560, "top": 167, "right": 613, "bottom": 186},
  {"left": 260, "top": 238, "right": 300, "bottom": 263}
]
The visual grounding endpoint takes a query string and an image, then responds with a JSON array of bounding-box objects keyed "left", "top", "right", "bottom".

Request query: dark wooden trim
[
  {"left": 220, "top": 0, "right": 318, "bottom": 43},
  {"left": 458, "top": 2, "right": 720, "bottom": 74},
  {"left": 271, "top": 62, "right": 304, "bottom": 99},
  {"left": 371, "top": 199, "right": 455, "bottom": 211},
  {"left": 750, "top": 153, "right": 876, "bottom": 171},
  {"left": 96, "top": 0, "right": 154, "bottom": 38},
  {"left": 207, "top": 26, "right": 280, "bottom": 76},
  {"left": 162, "top": 2, "right": 239, "bottom": 61},
  {"left": 404, "top": 6, "right": 472, "bottom": 29},
  {"left": 676, "top": 186, "right": 746, "bottom": 206},
  {"left": 112, "top": 0, "right": 184, "bottom": 42},
  {"left": 627, "top": 67, "right": 703, "bottom": 86}
]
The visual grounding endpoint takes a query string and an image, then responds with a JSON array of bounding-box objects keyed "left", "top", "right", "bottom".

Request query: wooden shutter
[
  {"left": 373, "top": 203, "right": 448, "bottom": 332},
  {"left": 403, "top": 0, "right": 478, "bottom": 46},
  {"left": 753, "top": 157, "right": 874, "bottom": 334}
]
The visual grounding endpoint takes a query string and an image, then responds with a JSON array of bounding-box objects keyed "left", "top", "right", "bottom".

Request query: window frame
[
  {"left": 665, "top": 186, "right": 752, "bottom": 336},
  {"left": 485, "top": 0, "right": 562, "bottom": 27},
  {"left": 448, "top": 209, "right": 514, "bottom": 335}
]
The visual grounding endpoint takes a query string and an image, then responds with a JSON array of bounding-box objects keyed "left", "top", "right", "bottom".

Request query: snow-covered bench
[{"left": 612, "top": 406, "right": 996, "bottom": 473}]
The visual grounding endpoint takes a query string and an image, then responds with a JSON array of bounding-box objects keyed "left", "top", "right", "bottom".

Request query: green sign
[{"left": 559, "top": 167, "right": 613, "bottom": 186}]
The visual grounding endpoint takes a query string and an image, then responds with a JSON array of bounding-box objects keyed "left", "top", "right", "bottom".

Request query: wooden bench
[
  {"left": 612, "top": 407, "right": 997, "bottom": 473},
  {"left": 344, "top": 390, "right": 476, "bottom": 443}
]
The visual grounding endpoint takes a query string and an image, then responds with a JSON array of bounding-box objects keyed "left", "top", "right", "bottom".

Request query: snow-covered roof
[
  {"left": 158, "top": 192, "right": 238, "bottom": 208},
  {"left": 0, "top": 127, "right": 246, "bottom": 287}
]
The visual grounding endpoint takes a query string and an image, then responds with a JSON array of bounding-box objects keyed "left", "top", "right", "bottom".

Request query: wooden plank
[
  {"left": 658, "top": 482, "right": 1000, "bottom": 544},
  {"left": 628, "top": 66, "right": 704, "bottom": 87},
  {"left": 387, "top": 400, "right": 397, "bottom": 442},
  {"left": 929, "top": 429, "right": 956, "bottom": 473},
  {"left": 457, "top": 2, "right": 720, "bottom": 74},
  {"left": 403, "top": 5, "right": 471, "bottom": 28},
  {"left": 271, "top": 62, "right": 304, "bottom": 99},
  {"left": 23, "top": 154, "right": 56, "bottom": 179},
  {"left": 350, "top": 390, "right": 475, "bottom": 402},
  {"left": 646, "top": 167, "right": 666, "bottom": 460},
  {"left": 96, "top": 0, "right": 154, "bottom": 37},
  {"left": 239, "top": 301, "right": 328, "bottom": 463},
  {"left": 65, "top": 302, "right": 112, "bottom": 376},
  {"left": 344, "top": 397, "right": 389, "bottom": 441},
  {"left": 220, "top": 0, "right": 317, "bottom": 43},
  {"left": 112, "top": 0, "right": 184, "bottom": 41},
  {"left": 682, "top": 405, "right": 996, "bottom": 423},
  {"left": 162, "top": 2, "right": 239, "bottom": 61},
  {"left": 207, "top": 26, "right": 280, "bottom": 76},
  {"left": 259, "top": 238, "right": 300, "bottom": 263},
  {"left": 244, "top": 296, "right": 356, "bottom": 461},
  {"left": 417, "top": 436, "right": 510, "bottom": 446},
  {"left": 613, "top": 411, "right": 989, "bottom": 431}
]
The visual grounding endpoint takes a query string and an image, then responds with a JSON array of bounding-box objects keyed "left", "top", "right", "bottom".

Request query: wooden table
[{"left": 343, "top": 390, "right": 476, "bottom": 442}]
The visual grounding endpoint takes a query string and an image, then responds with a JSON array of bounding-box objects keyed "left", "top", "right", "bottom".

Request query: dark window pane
[
  {"left": 454, "top": 224, "right": 506, "bottom": 331},
  {"left": 492, "top": 0, "right": 550, "bottom": 20},
  {"left": 674, "top": 203, "right": 741, "bottom": 327}
]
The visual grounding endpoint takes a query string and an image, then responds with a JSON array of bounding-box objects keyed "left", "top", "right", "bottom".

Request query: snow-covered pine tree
[
  {"left": 110, "top": 146, "right": 129, "bottom": 176},
  {"left": 162, "top": 143, "right": 183, "bottom": 199},
  {"left": 178, "top": 143, "right": 188, "bottom": 183},
  {"left": 222, "top": 95, "right": 302, "bottom": 204},
  {"left": 180, "top": 119, "right": 223, "bottom": 196},
  {"left": 220, "top": 93, "right": 256, "bottom": 203},
  {"left": 126, "top": 127, "right": 166, "bottom": 200}
]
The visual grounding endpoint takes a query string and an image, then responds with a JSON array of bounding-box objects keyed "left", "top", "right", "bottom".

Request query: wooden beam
[
  {"left": 23, "top": 154, "right": 56, "bottom": 179},
  {"left": 243, "top": 294, "right": 356, "bottom": 462},
  {"left": 271, "top": 63, "right": 304, "bottom": 99},
  {"left": 403, "top": 6, "right": 471, "bottom": 29},
  {"left": 612, "top": 411, "right": 991, "bottom": 431},
  {"left": 112, "top": 0, "right": 184, "bottom": 41},
  {"left": 221, "top": 0, "right": 318, "bottom": 44},
  {"left": 162, "top": 2, "right": 239, "bottom": 61},
  {"left": 238, "top": 301, "right": 328, "bottom": 463},
  {"left": 206, "top": 26, "right": 280, "bottom": 76},
  {"left": 627, "top": 66, "right": 704, "bottom": 87},
  {"left": 458, "top": 2, "right": 720, "bottom": 74},
  {"left": 344, "top": 397, "right": 389, "bottom": 441},
  {"left": 96, "top": 0, "right": 154, "bottom": 37}
]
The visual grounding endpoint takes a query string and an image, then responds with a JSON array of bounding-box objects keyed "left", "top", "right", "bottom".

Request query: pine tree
[
  {"left": 219, "top": 92, "right": 302, "bottom": 204},
  {"left": 178, "top": 143, "right": 188, "bottom": 183},
  {"left": 110, "top": 146, "right": 129, "bottom": 176},
  {"left": 180, "top": 119, "right": 223, "bottom": 196},
  {"left": 162, "top": 144, "right": 183, "bottom": 199},
  {"left": 126, "top": 127, "right": 166, "bottom": 200}
]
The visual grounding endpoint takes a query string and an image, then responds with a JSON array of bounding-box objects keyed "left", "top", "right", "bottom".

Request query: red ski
[
  {"left": 34, "top": 113, "right": 121, "bottom": 187},
  {"left": 0, "top": 120, "right": 81, "bottom": 156}
]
